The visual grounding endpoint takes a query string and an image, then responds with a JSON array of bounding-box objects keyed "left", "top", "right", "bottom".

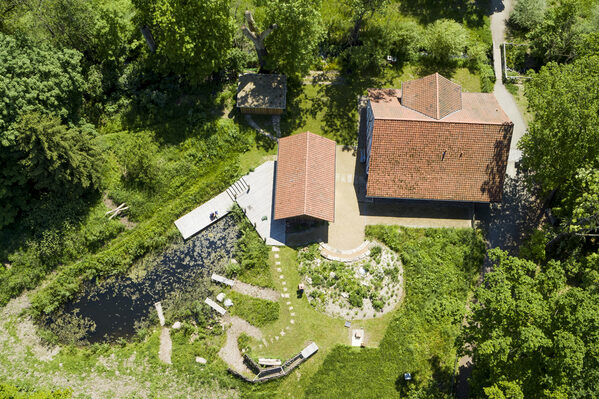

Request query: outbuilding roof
[
  {"left": 237, "top": 73, "right": 287, "bottom": 110},
  {"left": 274, "top": 132, "right": 336, "bottom": 222}
]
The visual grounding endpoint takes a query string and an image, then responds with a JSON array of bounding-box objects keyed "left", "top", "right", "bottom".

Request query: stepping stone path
[
  {"left": 274, "top": 254, "right": 279, "bottom": 259},
  {"left": 280, "top": 275, "right": 284, "bottom": 279},
  {"left": 277, "top": 268, "right": 282, "bottom": 272}
]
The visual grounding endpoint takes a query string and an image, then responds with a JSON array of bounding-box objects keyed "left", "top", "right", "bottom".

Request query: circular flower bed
[{"left": 297, "top": 243, "right": 404, "bottom": 319}]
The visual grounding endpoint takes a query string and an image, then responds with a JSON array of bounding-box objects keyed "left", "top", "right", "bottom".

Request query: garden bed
[{"left": 297, "top": 243, "right": 403, "bottom": 319}]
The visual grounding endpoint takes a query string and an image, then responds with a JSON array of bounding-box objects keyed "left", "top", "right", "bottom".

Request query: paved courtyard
[{"left": 326, "top": 146, "right": 473, "bottom": 251}]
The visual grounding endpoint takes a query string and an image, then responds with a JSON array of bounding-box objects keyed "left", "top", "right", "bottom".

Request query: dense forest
[{"left": 0, "top": 0, "right": 598, "bottom": 397}]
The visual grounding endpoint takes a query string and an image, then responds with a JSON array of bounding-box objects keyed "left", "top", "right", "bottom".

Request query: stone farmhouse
[{"left": 364, "top": 73, "right": 513, "bottom": 203}]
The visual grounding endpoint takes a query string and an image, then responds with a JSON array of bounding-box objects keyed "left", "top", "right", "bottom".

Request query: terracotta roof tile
[
  {"left": 366, "top": 119, "right": 514, "bottom": 202},
  {"left": 274, "top": 132, "right": 336, "bottom": 221},
  {"left": 401, "top": 73, "right": 462, "bottom": 119},
  {"left": 366, "top": 73, "right": 513, "bottom": 202}
]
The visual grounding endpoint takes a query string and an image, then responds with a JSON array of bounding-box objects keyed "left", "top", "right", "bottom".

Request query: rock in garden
[
  {"left": 195, "top": 357, "right": 207, "bottom": 364},
  {"left": 172, "top": 321, "right": 182, "bottom": 329}
]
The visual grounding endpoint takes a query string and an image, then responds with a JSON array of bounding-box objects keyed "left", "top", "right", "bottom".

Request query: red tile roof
[
  {"left": 366, "top": 73, "right": 513, "bottom": 203},
  {"left": 401, "top": 73, "right": 462, "bottom": 119},
  {"left": 274, "top": 132, "right": 336, "bottom": 221}
]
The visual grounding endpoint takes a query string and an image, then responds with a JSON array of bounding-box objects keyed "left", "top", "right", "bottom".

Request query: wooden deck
[{"left": 174, "top": 161, "right": 286, "bottom": 245}]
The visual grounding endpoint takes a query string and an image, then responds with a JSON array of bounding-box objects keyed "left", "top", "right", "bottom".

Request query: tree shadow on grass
[
  {"left": 119, "top": 73, "right": 231, "bottom": 146},
  {"left": 309, "top": 74, "right": 379, "bottom": 145},
  {"left": 399, "top": 0, "right": 491, "bottom": 27},
  {"left": 416, "top": 58, "right": 460, "bottom": 79}
]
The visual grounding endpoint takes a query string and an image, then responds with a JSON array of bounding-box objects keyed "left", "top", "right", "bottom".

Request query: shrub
[
  {"left": 370, "top": 246, "right": 382, "bottom": 263},
  {"left": 226, "top": 291, "right": 280, "bottom": 327},
  {"left": 479, "top": 63, "right": 496, "bottom": 93},
  {"left": 422, "top": 19, "right": 469, "bottom": 61},
  {"left": 510, "top": 0, "right": 547, "bottom": 31}
]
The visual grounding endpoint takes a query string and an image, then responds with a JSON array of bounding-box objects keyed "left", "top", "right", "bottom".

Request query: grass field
[{"left": 276, "top": 65, "right": 481, "bottom": 145}]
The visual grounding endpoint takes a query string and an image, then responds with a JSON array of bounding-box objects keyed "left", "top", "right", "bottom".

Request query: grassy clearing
[
  {"left": 226, "top": 291, "right": 280, "bottom": 327},
  {"left": 280, "top": 66, "right": 481, "bottom": 145},
  {"left": 304, "top": 226, "right": 485, "bottom": 398},
  {"left": 239, "top": 246, "right": 396, "bottom": 398}
]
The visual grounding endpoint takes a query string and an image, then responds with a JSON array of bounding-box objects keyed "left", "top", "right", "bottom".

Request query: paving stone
[
  {"left": 283, "top": 287, "right": 288, "bottom": 291},
  {"left": 272, "top": 247, "right": 280, "bottom": 252},
  {"left": 275, "top": 336, "right": 279, "bottom": 341},
  {"left": 290, "top": 319, "right": 295, "bottom": 324},
  {"left": 290, "top": 312, "right": 295, "bottom": 316},
  {"left": 274, "top": 253, "right": 280, "bottom": 259},
  {"left": 277, "top": 268, "right": 282, "bottom": 272},
  {"left": 286, "top": 301, "right": 291, "bottom": 305},
  {"left": 289, "top": 306, "right": 293, "bottom": 310},
  {"left": 279, "top": 275, "right": 284, "bottom": 279},
  {"left": 276, "top": 261, "right": 281, "bottom": 265},
  {"left": 280, "top": 330, "right": 286, "bottom": 336},
  {"left": 282, "top": 281, "right": 286, "bottom": 285}
]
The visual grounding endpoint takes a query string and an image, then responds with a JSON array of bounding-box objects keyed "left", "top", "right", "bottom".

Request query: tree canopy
[
  {"left": 519, "top": 54, "right": 599, "bottom": 193},
  {"left": 132, "top": 0, "right": 235, "bottom": 83},
  {"left": 461, "top": 249, "right": 599, "bottom": 398},
  {"left": 262, "top": 0, "right": 325, "bottom": 78},
  {"left": 0, "top": 34, "right": 100, "bottom": 227}
]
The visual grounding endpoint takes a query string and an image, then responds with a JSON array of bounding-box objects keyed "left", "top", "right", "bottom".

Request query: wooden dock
[{"left": 174, "top": 162, "right": 285, "bottom": 245}]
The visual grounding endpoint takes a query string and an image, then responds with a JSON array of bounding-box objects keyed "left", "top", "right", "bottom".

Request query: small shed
[{"left": 237, "top": 73, "right": 287, "bottom": 115}]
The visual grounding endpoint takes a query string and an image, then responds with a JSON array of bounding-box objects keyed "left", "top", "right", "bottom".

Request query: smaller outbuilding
[
  {"left": 274, "top": 132, "right": 336, "bottom": 223},
  {"left": 237, "top": 73, "right": 287, "bottom": 115}
]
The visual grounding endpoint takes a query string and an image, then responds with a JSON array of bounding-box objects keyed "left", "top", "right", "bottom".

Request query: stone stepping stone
[
  {"left": 283, "top": 287, "right": 288, "bottom": 291},
  {"left": 290, "top": 319, "right": 295, "bottom": 324},
  {"left": 280, "top": 275, "right": 284, "bottom": 279},
  {"left": 289, "top": 306, "right": 293, "bottom": 310},
  {"left": 280, "top": 330, "right": 286, "bottom": 336},
  {"left": 274, "top": 254, "right": 280, "bottom": 259},
  {"left": 286, "top": 301, "right": 291, "bottom": 305},
  {"left": 275, "top": 336, "right": 279, "bottom": 341},
  {"left": 272, "top": 247, "right": 280, "bottom": 252},
  {"left": 277, "top": 268, "right": 282, "bottom": 272},
  {"left": 282, "top": 281, "right": 286, "bottom": 285},
  {"left": 262, "top": 339, "right": 268, "bottom": 346},
  {"left": 276, "top": 261, "right": 281, "bottom": 265},
  {"left": 291, "top": 312, "right": 296, "bottom": 316},
  {"left": 282, "top": 293, "right": 290, "bottom": 298},
  {"left": 286, "top": 326, "right": 290, "bottom": 330}
]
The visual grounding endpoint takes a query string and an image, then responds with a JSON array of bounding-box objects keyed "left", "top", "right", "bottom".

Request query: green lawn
[
  {"left": 278, "top": 65, "right": 481, "bottom": 145},
  {"left": 241, "top": 247, "right": 396, "bottom": 398},
  {"left": 304, "top": 226, "right": 485, "bottom": 398}
]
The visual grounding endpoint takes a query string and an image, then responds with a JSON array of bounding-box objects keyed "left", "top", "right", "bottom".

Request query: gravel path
[
  {"left": 218, "top": 315, "right": 263, "bottom": 374},
  {"left": 490, "top": 0, "right": 528, "bottom": 178},
  {"left": 455, "top": 2, "right": 534, "bottom": 397},
  {"left": 232, "top": 280, "right": 279, "bottom": 302}
]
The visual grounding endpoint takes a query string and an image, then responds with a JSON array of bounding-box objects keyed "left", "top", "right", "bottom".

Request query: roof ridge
[
  {"left": 435, "top": 72, "right": 440, "bottom": 120},
  {"left": 303, "top": 132, "right": 310, "bottom": 216}
]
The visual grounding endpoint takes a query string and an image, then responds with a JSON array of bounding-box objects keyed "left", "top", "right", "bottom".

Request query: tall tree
[
  {"left": 133, "top": 0, "right": 235, "bottom": 83},
  {"left": 241, "top": 10, "right": 277, "bottom": 72},
  {"left": 344, "top": 0, "right": 388, "bottom": 46},
  {"left": 1, "top": 113, "right": 101, "bottom": 228},
  {"left": 528, "top": 0, "right": 598, "bottom": 63},
  {"left": 0, "top": 33, "right": 99, "bottom": 227},
  {"left": 460, "top": 249, "right": 599, "bottom": 398},
  {"left": 422, "top": 19, "right": 469, "bottom": 62},
  {"left": 262, "top": 0, "right": 324, "bottom": 78},
  {"left": 519, "top": 55, "right": 599, "bottom": 193}
]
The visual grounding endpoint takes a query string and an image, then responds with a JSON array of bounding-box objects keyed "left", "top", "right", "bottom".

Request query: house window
[{"left": 442, "top": 151, "right": 446, "bottom": 161}]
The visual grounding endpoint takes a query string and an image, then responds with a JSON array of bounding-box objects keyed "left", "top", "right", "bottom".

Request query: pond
[{"left": 47, "top": 215, "right": 240, "bottom": 343}]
